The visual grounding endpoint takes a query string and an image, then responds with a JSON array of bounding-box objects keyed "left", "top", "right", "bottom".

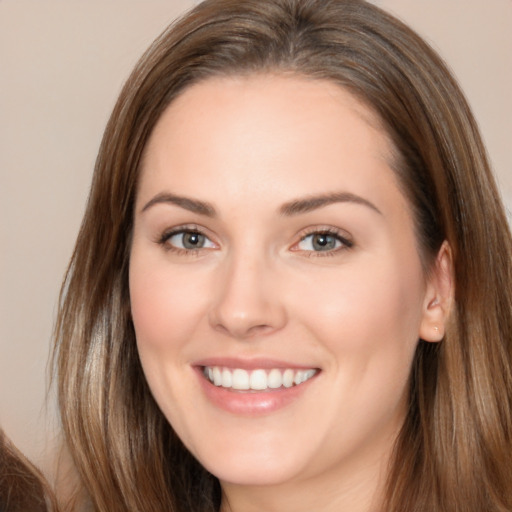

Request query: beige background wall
[{"left": 1, "top": 0, "right": 511, "bottom": 470}]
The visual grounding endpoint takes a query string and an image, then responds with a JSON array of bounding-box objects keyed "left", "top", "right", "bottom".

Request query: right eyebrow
[
  {"left": 279, "top": 191, "right": 382, "bottom": 216},
  {"left": 140, "top": 192, "right": 217, "bottom": 217}
]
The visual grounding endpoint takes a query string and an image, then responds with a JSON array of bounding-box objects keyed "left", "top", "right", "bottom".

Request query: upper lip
[{"left": 193, "top": 357, "right": 320, "bottom": 371}]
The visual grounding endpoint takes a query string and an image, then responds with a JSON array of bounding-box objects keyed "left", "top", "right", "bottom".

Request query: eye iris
[
  {"left": 183, "top": 232, "right": 205, "bottom": 249},
  {"left": 312, "top": 233, "right": 337, "bottom": 251}
]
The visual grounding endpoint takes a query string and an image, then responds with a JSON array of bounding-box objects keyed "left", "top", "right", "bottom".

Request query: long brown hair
[
  {"left": 0, "top": 431, "right": 59, "bottom": 512},
  {"left": 53, "top": 0, "right": 512, "bottom": 510}
]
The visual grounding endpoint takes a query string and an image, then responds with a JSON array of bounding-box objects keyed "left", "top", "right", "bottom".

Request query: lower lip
[{"left": 195, "top": 367, "right": 318, "bottom": 415}]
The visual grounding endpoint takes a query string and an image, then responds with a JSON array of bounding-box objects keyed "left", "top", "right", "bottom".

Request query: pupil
[
  {"left": 313, "top": 234, "right": 335, "bottom": 251},
  {"left": 183, "top": 232, "right": 204, "bottom": 249}
]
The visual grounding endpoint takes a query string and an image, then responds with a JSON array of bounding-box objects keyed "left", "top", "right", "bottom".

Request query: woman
[{"left": 53, "top": 0, "right": 512, "bottom": 510}]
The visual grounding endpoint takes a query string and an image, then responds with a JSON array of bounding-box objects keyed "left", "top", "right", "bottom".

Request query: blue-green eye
[
  {"left": 297, "top": 231, "right": 351, "bottom": 252},
  {"left": 164, "top": 230, "right": 215, "bottom": 250}
]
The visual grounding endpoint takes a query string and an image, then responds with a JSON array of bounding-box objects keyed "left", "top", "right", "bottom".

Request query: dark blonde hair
[{"left": 53, "top": 0, "right": 512, "bottom": 510}]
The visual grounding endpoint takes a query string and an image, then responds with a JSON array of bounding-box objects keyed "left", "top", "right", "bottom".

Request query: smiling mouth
[{"left": 202, "top": 366, "right": 318, "bottom": 391}]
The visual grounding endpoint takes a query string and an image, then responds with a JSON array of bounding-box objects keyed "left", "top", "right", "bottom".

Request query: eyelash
[
  {"left": 157, "top": 225, "right": 216, "bottom": 256},
  {"left": 156, "top": 225, "right": 353, "bottom": 257},
  {"left": 293, "top": 227, "right": 354, "bottom": 257}
]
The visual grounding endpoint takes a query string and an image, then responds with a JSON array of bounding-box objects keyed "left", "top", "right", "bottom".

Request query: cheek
[
  {"left": 291, "top": 254, "right": 426, "bottom": 359},
  {"left": 129, "top": 252, "right": 209, "bottom": 356},
  {"left": 128, "top": 250, "right": 211, "bottom": 441}
]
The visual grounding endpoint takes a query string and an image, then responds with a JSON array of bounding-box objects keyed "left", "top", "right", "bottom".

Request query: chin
[
  {"left": 204, "top": 457, "right": 302, "bottom": 487},
  {"left": 187, "top": 432, "right": 312, "bottom": 487}
]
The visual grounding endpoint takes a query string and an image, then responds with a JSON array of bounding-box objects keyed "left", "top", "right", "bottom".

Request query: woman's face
[{"left": 130, "top": 75, "right": 439, "bottom": 492}]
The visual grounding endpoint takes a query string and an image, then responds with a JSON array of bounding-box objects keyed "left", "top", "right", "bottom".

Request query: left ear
[{"left": 419, "top": 241, "right": 455, "bottom": 342}]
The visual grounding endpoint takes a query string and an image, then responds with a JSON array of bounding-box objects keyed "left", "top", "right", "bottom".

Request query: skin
[{"left": 129, "top": 75, "right": 451, "bottom": 512}]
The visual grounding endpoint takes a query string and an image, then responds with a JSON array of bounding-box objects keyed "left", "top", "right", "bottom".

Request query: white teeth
[
  {"left": 267, "top": 368, "right": 282, "bottom": 389},
  {"left": 203, "top": 366, "right": 317, "bottom": 391},
  {"left": 221, "top": 368, "right": 232, "bottom": 388},
  {"left": 304, "top": 369, "right": 316, "bottom": 380},
  {"left": 282, "top": 369, "right": 294, "bottom": 388},
  {"left": 232, "top": 369, "right": 250, "bottom": 390},
  {"left": 294, "top": 369, "right": 316, "bottom": 385},
  {"left": 213, "top": 367, "right": 222, "bottom": 386},
  {"left": 250, "top": 369, "right": 267, "bottom": 390}
]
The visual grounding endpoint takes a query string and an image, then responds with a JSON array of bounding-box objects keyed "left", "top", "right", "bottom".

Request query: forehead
[
  {"left": 143, "top": 73, "right": 389, "bottom": 159},
  {"left": 137, "top": 74, "right": 403, "bottom": 217}
]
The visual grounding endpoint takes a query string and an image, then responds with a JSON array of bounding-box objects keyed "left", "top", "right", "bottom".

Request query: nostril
[
  {"left": 245, "top": 324, "right": 276, "bottom": 338},
  {"left": 212, "top": 320, "right": 275, "bottom": 340},
  {"left": 208, "top": 264, "right": 288, "bottom": 339}
]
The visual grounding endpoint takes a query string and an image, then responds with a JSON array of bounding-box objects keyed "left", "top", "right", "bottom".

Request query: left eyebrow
[
  {"left": 279, "top": 191, "right": 382, "bottom": 216},
  {"left": 140, "top": 192, "right": 217, "bottom": 217}
]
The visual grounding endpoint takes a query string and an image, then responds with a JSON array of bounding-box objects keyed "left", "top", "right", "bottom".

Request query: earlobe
[{"left": 419, "top": 241, "right": 454, "bottom": 343}]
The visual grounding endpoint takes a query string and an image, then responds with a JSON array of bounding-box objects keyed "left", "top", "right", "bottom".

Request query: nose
[{"left": 208, "top": 251, "right": 287, "bottom": 340}]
